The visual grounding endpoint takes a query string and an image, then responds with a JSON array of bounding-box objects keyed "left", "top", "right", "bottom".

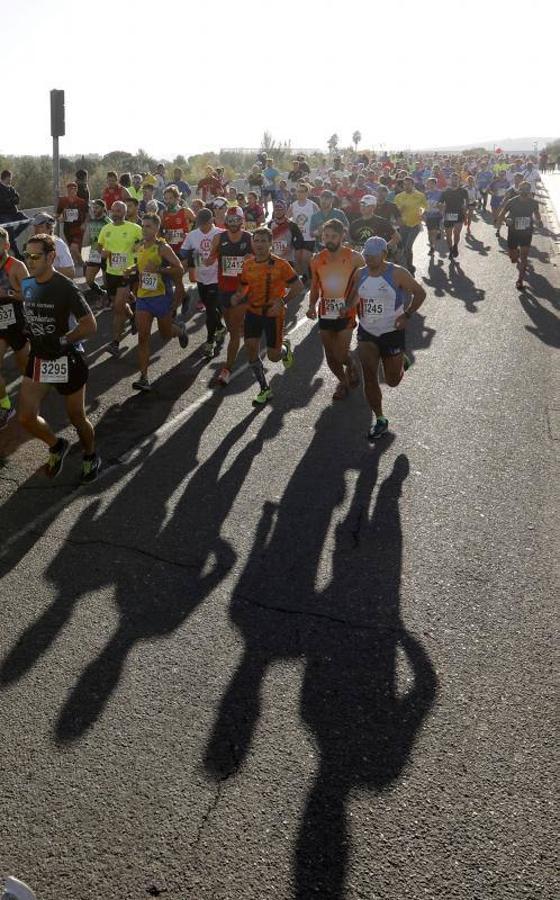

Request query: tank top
[
  {"left": 217, "top": 230, "right": 252, "bottom": 292},
  {"left": 136, "top": 241, "right": 166, "bottom": 297},
  {"left": 357, "top": 263, "right": 404, "bottom": 336}
]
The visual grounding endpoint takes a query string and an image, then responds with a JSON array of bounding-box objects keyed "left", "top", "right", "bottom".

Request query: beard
[{"left": 325, "top": 241, "right": 339, "bottom": 252}]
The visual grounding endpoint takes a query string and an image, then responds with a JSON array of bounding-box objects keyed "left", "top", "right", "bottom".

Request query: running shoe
[
  {"left": 45, "top": 437, "right": 70, "bottom": 479},
  {"left": 201, "top": 340, "right": 215, "bottom": 358},
  {"left": 196, "top": 300, "right": 205, "bottom": 312},
  {"left": 80, "top": 454, "right": 102, "bottom": 484},
  {"left": 367, "top": 417, "right": 389, "bottom": 441},
  {"left": 282, "top": 338, "right": 294, "bottom": 369},
  {"left": 107, "top": 340, "right": 121, "bottom": 357},
  {"left": 217, "top": 366, "right": 231, "bottom": 385},
  {"left": 0, "top": 407, "right": 16, "bottom": 430},
  {"left": 253, "top": 387, "right": 272, "bottom": 406},
  {"left": 403, "top": 353, "right": 412, "bottom": 372},
  {"left": 178, "top": 324, "right": 189, "bottom": 349},
  {"left": 3, "top": 876, "right": 37, "bottom": 899},
  {"left": 132, "top": 374, "right": 152, "bottom": 392}
]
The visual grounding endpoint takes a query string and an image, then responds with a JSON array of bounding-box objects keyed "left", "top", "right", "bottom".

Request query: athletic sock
[
  {"left": 250, "top": 359, "right": 268, "bottom": 391},
  {"left": 0, "top": 395, "right": 11, "bottom": 410}
]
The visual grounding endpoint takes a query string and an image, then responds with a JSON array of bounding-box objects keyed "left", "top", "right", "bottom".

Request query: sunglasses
[{"left": 23, "top": 252, "right": 46, "bottom": 261}]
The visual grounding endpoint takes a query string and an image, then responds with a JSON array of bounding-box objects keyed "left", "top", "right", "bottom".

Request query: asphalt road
[{"left": 0, "top": 202, "right": 559, "bottom": 899}]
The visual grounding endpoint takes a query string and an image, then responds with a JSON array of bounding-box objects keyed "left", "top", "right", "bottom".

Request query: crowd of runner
[{"left": 0, "top": 148, "right": 547, "bottom": 482}]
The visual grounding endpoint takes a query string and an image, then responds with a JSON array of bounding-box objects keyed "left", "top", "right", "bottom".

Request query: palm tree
[{"left": 352, "top": 130, "right": 362, "bottom": 152}]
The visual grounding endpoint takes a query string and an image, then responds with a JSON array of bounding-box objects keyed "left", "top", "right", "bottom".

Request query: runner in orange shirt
[
  {"left": 307, "top": 218, "right": 364, "bottom": 400},
  {"left": 231, "top": 227, "right": 301, "bottom": 406}
]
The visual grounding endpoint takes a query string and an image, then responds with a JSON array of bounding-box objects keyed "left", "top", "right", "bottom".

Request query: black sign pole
[{"left": 50, "top": 90, "right": 65, "bottom": 224}]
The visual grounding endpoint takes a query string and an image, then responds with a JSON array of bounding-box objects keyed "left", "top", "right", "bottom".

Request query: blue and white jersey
[{"left": 357, "top": 263, "right": 405, "bottom": 337}]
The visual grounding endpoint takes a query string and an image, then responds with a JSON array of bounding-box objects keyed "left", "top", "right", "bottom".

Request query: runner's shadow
[
  {"left": 204, "top": 408, "right": 437, "bottom": 899},
  {"left": 464, "top": 234, "right": 492, "bottom": 255},
  {"left": 519, "top": 291, "right": 560, "bottom": 348},
  {"left": 447, "top": 261, "right": 486, "bottom": 313},
  {"left": 523, "top": 271, "right": 559, "bottom": 309},
  {"left": 406, "top": 312, "right": 436, "bottom": 365}
]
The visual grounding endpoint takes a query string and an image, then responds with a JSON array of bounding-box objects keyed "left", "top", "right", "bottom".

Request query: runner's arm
[
  {"left": 204, "top": 233, "right": 220, "bottom": 266},
  {"left": 64, "top": 310, "right": 97, "bottom": 343},
  {"left": 159, "top": 243, "right": 183, "bottom": 277},
  {"left": 393, "top": 268, "right": 426, "bottom": 327}
]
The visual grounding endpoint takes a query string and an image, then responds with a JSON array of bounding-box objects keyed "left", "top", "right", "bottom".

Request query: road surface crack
[
  {"left": 62, "top": 534, "right": 228, "bottom": 575},
  {"left": 193, "top": 741, "right": 240, "bottom": 849}
]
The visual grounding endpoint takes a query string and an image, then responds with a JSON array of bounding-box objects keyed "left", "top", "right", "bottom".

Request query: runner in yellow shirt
[
  {"left": 394, "top": 176, "right": 427, "bottom": 273},
  {"left": 97, "top": 201, "right": 142, "bottom": 356}
]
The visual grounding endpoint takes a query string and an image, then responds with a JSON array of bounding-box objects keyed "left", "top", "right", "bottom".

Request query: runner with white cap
[{"left": 344, "top": 235, "right": 426, "bottom": 441}]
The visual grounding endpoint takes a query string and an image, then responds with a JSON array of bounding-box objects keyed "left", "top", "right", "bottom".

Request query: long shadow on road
[{"left": 204, "top": 404, "right": 438, "bottom": 899}]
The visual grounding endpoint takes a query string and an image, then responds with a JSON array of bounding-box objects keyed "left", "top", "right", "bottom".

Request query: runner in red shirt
[
  {"left": 160, "top": 185, "right": 195, "bottom": 309},
  {"left": 56, "top": 182, "right": 88, "bottom": 269},
  {"left": 102, "top": 170, "right": 130, "bottom": 210}
]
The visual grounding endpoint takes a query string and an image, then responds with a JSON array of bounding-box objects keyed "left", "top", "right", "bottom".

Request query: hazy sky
[{"left": 2, "top": 0, "right": 556, "bottom": 158}]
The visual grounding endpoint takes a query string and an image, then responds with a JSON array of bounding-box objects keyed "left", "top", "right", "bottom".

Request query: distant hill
[{"left": 423, "top": 137, "right": 558, "bottom": 152}]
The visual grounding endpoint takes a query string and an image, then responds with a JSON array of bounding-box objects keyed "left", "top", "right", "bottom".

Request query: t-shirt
[
  {"left": 269, "top": 219, "right": 304, "bottom": 261},
  {"left": 288, "top": 199, "right": 319, "bottom": 241},
  {"left": 239, "top": 255, "right": 298, "bottom": 316},
  {"left": 375, "top": 201, "right": 400, "bottom": 223},
  {"left": 97, "top": 221, "right": 143, "bottom": 275},
  {"left": 349, "top": 215, "right": 396, "bottom": 245},
  {"left": 310, "top": 208, "right": 349, "bottom": 239},
  {"left": 424, "top": 191, "right": 442, "bottom": 215},
  {"left": 102, "top": 185, "right": 128, "bottom": 209},
  {"left": 503, "top": 196, "right": 539, "bottom": 232},
  {"left": 57, "top": 196, "right": 87, "bottom": 227},
  {"left": 356, "top": 263, "right": 405, "bottom": 337},
  {"left": 394, "top": 190, "right": 427, "bottom": 227},
  {"left": 180, "top": 225, "right": 222, "bottom": 285},
  {"left": 262, "top": 167, "right": 280, "bottom": 188},
  {"left": 85, "top": 216, "right": 111, "bottom": 264},
  {"left": 161, "top": 208, "right": 193, "bottom": 248},
  {"left": 21, "top": 272, "right": 91, "bottom": 351},
  {"left": 440, "top": 188, "right": 468, "bottom": 219},
  {"left": 54, "top": 236, "right": 74, "bottom": 271},
  {"left": 168, "top": 179, "right": 191, "bottom": 198},
  {"left": 244, "top": 204, "right": 264, "bottom": 231}
]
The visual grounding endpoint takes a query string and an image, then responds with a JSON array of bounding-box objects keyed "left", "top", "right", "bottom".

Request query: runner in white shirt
[
  {"left": 180, "top": 208, "right": 226, "bottom": 357},
  {"left": 522, "top": 160, "right": 541, "bottom": 195},
  {"left": 288, "top": 182, "right": 319, "bottom": 282},
  {"left": 30, "top": 213, "right": 75, "bottom": 279}
]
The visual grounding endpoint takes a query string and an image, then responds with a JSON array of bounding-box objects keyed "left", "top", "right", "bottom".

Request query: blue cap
[{"left": 363, "top": 236, "right": 387, "bottom": 257}]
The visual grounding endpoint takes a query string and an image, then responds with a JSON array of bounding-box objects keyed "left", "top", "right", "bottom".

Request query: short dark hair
[
  {"left": 1, "top": 169, "right": 11, "bottom": 180},
  {"left": 76, "top": 169, "right": 88, "bottom": 180},
  {"left": 93, "top": 199, "right": 107, "bottom": 210},
  {"left": 322, "top": 218, "right": 345, "bottom": 236},
  {"left": 253, "top": 226, "right": 272, "bottom": 241},
  {"left": 126, "top": 197, "right": 139, "bottom": 207},
  {"left": 107, "top": 170, "right": 118, "bottom": 179},
  {"left": 26, "top": 234, "right": 56, "bottom": 254}
]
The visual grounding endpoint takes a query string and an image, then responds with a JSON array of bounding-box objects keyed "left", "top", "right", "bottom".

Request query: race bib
[
  {"left": 323, "top": 298, "right": 346, "bottom": 320},
  {"left": 363, "top": 299, "right": 384, "bottom": 317},
  {"left": 64, "top": 208, "right": 79, "bottom": 223},
  {"left": 222, "top": 256, "right": 244, "bottom": 277},
  {"left": 88, "top": 248, "right": 102, "bottom": 264},
  {"left": 515, "top": 217, "right": 531, "bottom": 231},
  {"left": 246, "top": 221, "right": 258, "bottom": 232},
  {"left": 0, "top": 304, "right": 16, "bottom": 329},
  {"left": 445, "top": 213, "right": 459, "bottom": 222},
  {"left": 35, "top": 356, "right": 69, "bottom": 384},
  {"left": 111, "top": 252, "right": 128, "bottom": 271},
  {"left": 272, "top": 240, "right": 289, "bottom": 256},
  {"left": 141, "top": 272, "right": 159, "bottom": 291},
  {"left": 166, "top": 229, "right": 183, "bottom": 245}
]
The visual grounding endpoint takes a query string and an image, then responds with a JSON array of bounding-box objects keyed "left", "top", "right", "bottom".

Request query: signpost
[{"left": 50, "top": 89, "right": 65, "bottom": 213}]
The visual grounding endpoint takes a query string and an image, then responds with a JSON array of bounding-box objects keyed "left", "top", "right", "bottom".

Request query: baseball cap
[
  {"left": 363, "top": 236, "right": 387, "bottom": 257},
  {"left": 360, "top": 194, "right": 377, "bottom": 207},
  {"left": 31, "top": 211, "right": 55, "bottom": 226},
  {"left": 142, "top": 175, "right": 157, "bottom": 187},
  {"left": 225, "top": 206, "right": 244, "bottom": 220},
  {"left": 212, "top": 196, "right": 228, "bottom": 209},
  {"left": 273, "top": 198, "right": 287, "bottom": 208}
]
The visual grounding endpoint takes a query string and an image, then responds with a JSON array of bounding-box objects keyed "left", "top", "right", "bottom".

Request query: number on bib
[
  {"left": 222, "top": 256, "right": 244, "bottom": 276},
  {"left": 35, "top": 356, "right": 69, "bottom": 384},
  {"left": 111, "top": 252, "right": 128, "bottom": 271},
  {"left": 141, "top": 272, "right": 159, "bottom": 291},
  {"left": 64, "top": 209, "right": 79, "bottom": 223},
  {"left": 0, "top": 304, "right": 16, "bottom": 329},
  {"left": 166, "top": 229, "right": 183, "bottom": 245},
  {"left": 446, "top": 213, "right": 459, "bottom": 222},
  {"left": 515, "top": 217, "right": 531, "bottom": 231},
  {"left": 88, "top": 249, "right": 102, "bottom": 264},
  {"left": 364, "top": 299, "right": 384, "bottom": 317},
  {"left": 323, "top": 298, "right": 345, "bottom": 320}
]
